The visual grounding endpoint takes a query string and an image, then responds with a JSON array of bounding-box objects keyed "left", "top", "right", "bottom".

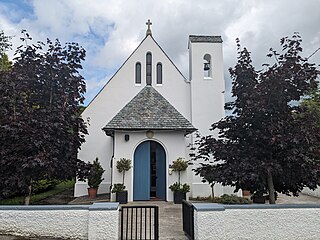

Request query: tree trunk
[
  {"left": 211, "top": 184, "right": 215, "bottom": 199},
  {"left": 267, "top": 170, "right": 276, "bottom": 204},
  {"left": 24, "top": 179, "right": 33, "bottom": 205},
  {"left": 122, "top": 171, "right": 125, "bottom": 185}
]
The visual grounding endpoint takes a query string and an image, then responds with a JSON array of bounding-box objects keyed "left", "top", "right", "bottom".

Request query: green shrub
[
  {"left": 171, "top": 158, "right": 188, "bottom": 172},
  {"left": 116, "top": 158, "right": 132, "bottom": 185},
  {"left": 169, "top": 182, "right": 190, "bottom": 193},
  {"left": 216, "top": 194, "right": 251, "bottom": 204},
  {"left": 111, "top": 183, "right": 126, "bottom": 193},
  {"left": 88, "top": 158, "right": 105, "bottom": 188},
  {"left": 190, "top": 194, "right": 251, "bottom": 204},
  {"left": 32, "top": 179, "right": 59, "bottom": 194}
]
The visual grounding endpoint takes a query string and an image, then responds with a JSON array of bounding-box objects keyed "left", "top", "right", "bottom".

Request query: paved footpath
[{"left": 125, "top": 201, "right": 189, "bottom": 240}]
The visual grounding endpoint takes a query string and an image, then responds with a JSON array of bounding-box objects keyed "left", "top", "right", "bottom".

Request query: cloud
[{"left": 0, "top": 0, "right": 319, "bottom": 105}]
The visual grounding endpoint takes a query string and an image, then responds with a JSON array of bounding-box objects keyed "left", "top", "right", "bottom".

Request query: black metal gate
[
  {"left": 120, "top": 206, "right": 159, "bottom": 240},
  {"left": 182, "top": 200, "right": 194, "bottom": 240}
]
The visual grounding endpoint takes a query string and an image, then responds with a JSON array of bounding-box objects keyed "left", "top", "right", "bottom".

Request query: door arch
[{"left": 133, "top": 140, "right": 166, "bottom": 201}]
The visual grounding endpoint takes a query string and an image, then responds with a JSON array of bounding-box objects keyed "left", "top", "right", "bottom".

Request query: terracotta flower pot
[
  {"left": 88, "top": 188, "right": 98, "bottom": 198},
  {"left": 242, "top": 190, "right": 250, "bottom": 196}
]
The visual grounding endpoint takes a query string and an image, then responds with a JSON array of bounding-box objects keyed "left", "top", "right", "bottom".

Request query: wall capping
[
  {"left": 192, "top": 202, "right": 320, "bottom": 211},
  {"left": 0, "top": 205, "right": 90, "bottom": 211},
  {"left": 89, "top": 202, "right": 119, "bottom": 211},
  {"left": 193, "top": 203, "right": 225, "bottom": 211},
  {"left": 0, "top": 202, "right": 120, "bottom": 211}
]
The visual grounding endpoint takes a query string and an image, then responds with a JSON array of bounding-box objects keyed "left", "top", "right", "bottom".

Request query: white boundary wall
[
  {"left": 193, "top": 203, "right": 320, "bottom": 240},
  {"left": 302, "top": 187, "right": 320, "bottom": 198},
  {"left": 0, "top": 203, "right": 119, "bottom": 240}
]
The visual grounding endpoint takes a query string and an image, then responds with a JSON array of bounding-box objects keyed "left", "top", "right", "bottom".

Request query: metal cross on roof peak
[{"left": 146, "top": 19, "right": 152, "bottom": 36}]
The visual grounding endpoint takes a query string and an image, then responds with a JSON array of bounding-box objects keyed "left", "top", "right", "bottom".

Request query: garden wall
[
  {"left": 302, "top": 187, "right": 320, "bottom": 198},
  {"left": 193, "top": 203, "right": 320, "bottom": 240},
  {"left": 0, "top": 202, "right": 119, "bottom": 240}
]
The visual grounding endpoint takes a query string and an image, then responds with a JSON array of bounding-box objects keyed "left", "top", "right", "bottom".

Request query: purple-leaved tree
[{"left": 194, "top": 33, "right": 320, "bottom": 204}]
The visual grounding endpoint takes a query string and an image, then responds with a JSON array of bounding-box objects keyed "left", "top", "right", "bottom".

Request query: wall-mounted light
[
  {"left": 146, "top": 130, "right": 154, "bottom": 139},
  {"left": 125, "top": 134, "right": 130, "bottom": 141}
]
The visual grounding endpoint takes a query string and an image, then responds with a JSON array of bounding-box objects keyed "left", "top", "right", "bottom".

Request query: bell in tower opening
[{"left": 203, "top": 54, "right": 212, "bottom": 78}]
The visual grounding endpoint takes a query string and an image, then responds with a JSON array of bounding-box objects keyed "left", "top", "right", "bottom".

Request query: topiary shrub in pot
[
  {"left": 87, "top": 157, "right": 105, "bottom": 198},
  {"left": 112, "top": 158, "right": 131, "bottom": 204},
  {"left": 169, "top": 182, "right": 190, "bottom": 204},
  {"left": 169, "top": 158, "right": 190, "bottom": 204}
]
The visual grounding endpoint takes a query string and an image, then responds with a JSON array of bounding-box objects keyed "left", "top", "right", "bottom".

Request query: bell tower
[
  {"left": 189, "top": 35, "right": 225, "bottom": 197},
  {"left": 189, "top": 35, "right": 225, "bottom": 137}
]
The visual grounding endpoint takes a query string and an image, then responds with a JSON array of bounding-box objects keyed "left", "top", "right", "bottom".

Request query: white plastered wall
[
  {"left": 194, "top": 204, "right": 320, "bottom": 240},
  {"left": 0, "top": 203, "right": 119, "bottom": 240},
  {"left": 75, "top": 35, "right": 190, "bottom": 197},
  {"left": 111, "top": 131, "right": 188, "bottom": 202},
  {"left": 302, "top": 187, "right": 320, "bottom": 198},
  {"left": 189, "top": 40, "right": 229, "bottom": 197}
]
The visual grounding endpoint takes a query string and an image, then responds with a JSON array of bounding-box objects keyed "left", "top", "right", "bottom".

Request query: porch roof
[{"left": 102, "top": 85, "right": 196, "bottom": 136}]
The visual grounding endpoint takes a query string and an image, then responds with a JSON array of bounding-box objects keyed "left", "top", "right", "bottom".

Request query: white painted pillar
[{"left": 88, "top": 202, "right": 119, "bottom": 240}]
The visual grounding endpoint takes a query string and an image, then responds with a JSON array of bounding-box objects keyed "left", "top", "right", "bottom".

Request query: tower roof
[
  {"left": 103, "top": 86, "right": 196, "bottom": 136},
  {"left": 189, "top": 35, "right": 223, "bottom": 43}
]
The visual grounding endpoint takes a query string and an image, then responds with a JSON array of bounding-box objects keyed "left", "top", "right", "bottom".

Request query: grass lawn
[{"left": 0, "top": 180, "right": 75, "bottom": 205}]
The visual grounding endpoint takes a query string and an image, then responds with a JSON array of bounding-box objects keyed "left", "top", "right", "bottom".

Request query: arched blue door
[
  {"left": 133, "top": 141, "right": 150, "bottom": 200},
  {"left": 133, "top": 141, "right": 166, "bottom": 201},
  {"left": 156, "top": 145, "right": 166, "bottom": 200}
]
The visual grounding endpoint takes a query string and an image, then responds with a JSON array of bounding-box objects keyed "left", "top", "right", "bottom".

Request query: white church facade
[{"left": 74, "top": 21, "right": 239, "bottom": 201}]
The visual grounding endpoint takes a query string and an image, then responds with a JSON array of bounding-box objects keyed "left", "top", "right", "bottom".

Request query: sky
[{"left": 0, "top": 0, "right": 319, "bottom": 105}]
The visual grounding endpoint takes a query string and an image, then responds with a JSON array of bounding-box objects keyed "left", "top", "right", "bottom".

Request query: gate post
[
  {"left": 88, "top": 202, "right": 119, "bottom": 240},
  {"left": 182, "top": 200, "right": 194, "bottom": 240}
]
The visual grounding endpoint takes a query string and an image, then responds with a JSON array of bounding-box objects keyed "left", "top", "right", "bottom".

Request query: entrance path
[
  {"left": 124, "top": 201, "right": 189, "bottom": 240},
  {"left": 276, "top": 193, "right": 320, "bottom": 204}
]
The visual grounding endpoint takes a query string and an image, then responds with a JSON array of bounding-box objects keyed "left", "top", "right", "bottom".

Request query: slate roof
[
  {"left": 189, "top": 35, "right": 223, "bottom": 43},
  {"left": 103, "top": 86, "right": 196, "bottom": 136}
]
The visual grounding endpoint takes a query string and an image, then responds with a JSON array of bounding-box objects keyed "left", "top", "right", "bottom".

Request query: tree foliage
[
  {"left": 87, "top": 158, "right": 105, "bottom": 189},
  {"left": 0, "top": 30, "right": 12, "bottom": 54},
  {"left": 194, "top": 33, "right": 320, "bottom": 203},
  {"left": 0, "top": 30, "right": 88, "bottom": 204},
  {"left": 116, "top": 158, "right": 132, "bottom": 185},
  {"left": 0, "top": 30, "right": 12, "bottom": 72}
]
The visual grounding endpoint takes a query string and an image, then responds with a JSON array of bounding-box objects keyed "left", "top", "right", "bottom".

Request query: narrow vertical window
[
  {"left": 146, "top": 52, "right": 152, "bottom": 85},
  {"left": 135, "top": 62, "right": 141, "bottom": 84},
  {"left": 156, "top": 63, "right": 162, "bottom": 85},
  {"left": 203, "top": 54, "right": 212, "bottom": 78}
]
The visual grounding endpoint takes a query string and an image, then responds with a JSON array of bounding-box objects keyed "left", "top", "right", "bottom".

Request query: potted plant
[
  {"left": 112, "top": 158, "right": 131, "bottom": 204},
  {"left": 169, "top": 158, "right": 190, "bottom": 204},
  {"left": 87, "top": 157, "right": 105, "bottom": 198},
  {"left": 251, "top": 191, "right": 266, "bottom": 204}
]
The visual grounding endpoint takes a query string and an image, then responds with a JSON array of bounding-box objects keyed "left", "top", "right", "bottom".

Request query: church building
[{"left": 74, "top": 20, "right": 238, "bottom": 201}]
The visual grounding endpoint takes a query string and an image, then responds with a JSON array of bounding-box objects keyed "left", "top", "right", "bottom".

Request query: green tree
[
  {"left": 0, "top": 30, "right": 12, "bottom": 53},
  {"left": 194, "top": 33, "right": 320, "bottom": 204},
  {"left": 0, "top": 53, "right": 12, "bottom": 72},
  {"left": 0, "top": 30, "right": 88, "bottom": 204},
  {"left": 298, "top": 89, "right": 320, "bottom": 160},
  {"left": 0, "top": 30, "right": 12, "bottom": 71}
]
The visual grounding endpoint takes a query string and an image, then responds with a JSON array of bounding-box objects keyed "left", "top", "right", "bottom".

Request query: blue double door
[{"left": 133, "top": 141, "right": 166, "bottom": 201}]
